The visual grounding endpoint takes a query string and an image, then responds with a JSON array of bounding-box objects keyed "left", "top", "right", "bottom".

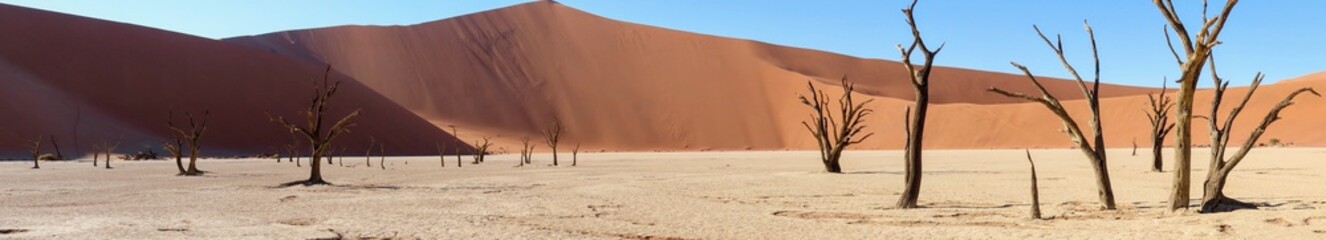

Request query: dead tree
[
  {"left": 92, "top": 142, "right": 104, "bottom": 167},
  {"left": 436, "top": 143, "right": 446, "bottom": 168},
  {"left": 379, "top": 144, "right": 386, "bottom": 170},
  {"left": 167, "top": 110, "right": 210, "bottom": 176},
  {"left": 338, "top": 147, "right": 347, "bottom": 167},
  {"left": 270, "top": 65, "right": 361, "bottom": 186},
  {"left": 1026, "top": 149, "right": 1042, "bottom": 220},
  {"left": 799, "top": 76, "right": 874, "bottom": 173},
  {"left": 326, "top": 145, "right": 334, "bottom": 165},
  {"left": 103, "top": 142, "right": 117, "bottom": 169},
  {"left": 895, "top": 0, "right": 943, "bottom": 209},
  {"left": 543, "top": 122, "right": 563, "bottom": 166},
  {"left": 282, "top": 144, "right": 295, "bottom": 163},
  {"left": 1198, "top": 63, "right": 1318, "bottom": 213},
  {"left": 164, "top": 140, "right": 185, "bottom": 175},
  {"left": 450, "top": 125, "right": 462, "bottom": 166},
  {"left": 48, "top": 135, "right": 64, "bottom": 160},
  {"left": 1156, "top": 0, "right": 1240, "bottom": 211},
  {"left": 1146, "top": 82, "right": 1176, "bottom": 172},
  {"left": 519, "top": 137, "right": 533, "bottom": 167},
  {"left": 1129, "top": 137, "right": 1140, "bottom": 156},
  {"left": 988, "top": 22, "right": 1116, "bottom": 210},
  {"left": 572, "top": 143, "right": 581, "bottom": 166},
  {"left": 24, "top": 136, "right": 43, "bottom": 169},
  {"left": 365, "top": 137, "right": 375, "bottom": 168},
  {"left": 472, "top": 137, "right": 493, "bottom": 164}
]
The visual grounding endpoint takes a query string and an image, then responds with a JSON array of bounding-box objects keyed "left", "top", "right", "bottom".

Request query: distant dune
[
  {"left": 3, "top": 1, "right": 1326, "bottom": 157},
  {"left": 0, "top": 4, "right": 471, "bottom": 158}
]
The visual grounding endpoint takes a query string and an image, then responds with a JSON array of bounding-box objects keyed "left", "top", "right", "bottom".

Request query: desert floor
[{"left": 3, "top": 148, "right": 1326, "bottom": 239}]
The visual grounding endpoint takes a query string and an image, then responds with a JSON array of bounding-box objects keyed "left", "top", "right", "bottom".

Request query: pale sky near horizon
[{"left": 2, "top": 0, "right": 1323, "bottom": 87}]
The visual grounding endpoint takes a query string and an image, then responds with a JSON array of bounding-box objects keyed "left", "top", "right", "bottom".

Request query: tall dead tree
[
  {"left": 25, "top": 136, "right": 43, "bottom": 169},
  {"left": 450, "top": 125, "right": 462, "bottom": 166},
  {"left": 1026, "top": 149, "right": 1042, "bottom": 220},
  {"left": 895, "top": 0, "right": 943, "bottom": 209},
  {"left": 1157, "top": 0, "right": 1240, "bottom": 211},
  {"left": 164, "top": 140, "right": 185, "bottom": 174},
  {"left": 271, "top": 66, "right": 361, "bottom": 186},
  {"left": 1146, "top": 82, "right": 1175, "bottom": 172},
  {"left": 167, "top": 110, "right": 210, "bottom": 176},
  {"left": 1198, "top": 62, "right": 1318, "bottom": 212},
  {"left": 543, "top": 122, "right": 562, "bottom": 166},
  {"left": 799, "top": 76, "right": 874, "bottom": 173},
  {"left": 988, "top": 22, "right": 1116, "bottom": 210}
]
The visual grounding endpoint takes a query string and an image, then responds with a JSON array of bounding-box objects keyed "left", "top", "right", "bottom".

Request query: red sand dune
[
  {"left": 5, "top": 1, "right": 1326, "bottom": 157},
  {"left": 226, "top": 1, "right": 1244, "bottom": 151},
  {"left": 0, "top": 4, "right": 472, "bottom": 158}
]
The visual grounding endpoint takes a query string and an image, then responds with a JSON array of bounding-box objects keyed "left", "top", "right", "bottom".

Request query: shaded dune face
[{"left": 0, "top": 4, "right": 473, "bottom": 158}]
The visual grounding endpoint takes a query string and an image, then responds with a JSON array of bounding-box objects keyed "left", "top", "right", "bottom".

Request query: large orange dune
[
  {"left": 0, "top": 4, "right": 472, "bottom": 158},
  {"left": 4, "top": 1, "right": 1326, "bottom": 158},
  {"left": 224, "top": 1, "right": 1326, "bottom": 151}
]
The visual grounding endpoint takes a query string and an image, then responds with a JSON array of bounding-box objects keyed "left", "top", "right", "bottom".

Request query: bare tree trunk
[
  {"left": 165, "top": 140, "right": 185, "bottom": 175},
  {"left": 186, "top": 146, "right": 201, "bottom": 175},
  {"left": 1131, "top": 139, "right": 1138, "bottom": 156},
  {"left": 92, "top": 143, "right": 100, "bottom": 167},
  {"left": 104, "top": 143, "right": 116, "bottom": 169},
  {"left": 572, "top": 143, "right": 580, "bottom": 166},
  {"left": 1154, "top": 0, "right": 1241, "bottom": 212},
  {"left": 1026, "top": 150, "right": 1041, "bottom": 220},
  {"left": 1151, "top": 140, "right": 1164, "bottom": 172},
  {"left": 894, "top": 0, "right": 941, "bottom": 209},
  {"left": 379, "top": 144, "right": 386, "bottom": 170},
  {"left": 308, "top": 148, "right": 325, "bottom": 184}
]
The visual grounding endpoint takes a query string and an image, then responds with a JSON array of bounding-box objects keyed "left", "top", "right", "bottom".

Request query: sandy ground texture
[{"left": 4, "top": 148, "right": 1326, "bottom": 239}]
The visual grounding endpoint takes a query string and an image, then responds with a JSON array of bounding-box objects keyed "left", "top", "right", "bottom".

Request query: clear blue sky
[{"left": 3, "top": 0, "right": 1322, "bottom": 87}]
